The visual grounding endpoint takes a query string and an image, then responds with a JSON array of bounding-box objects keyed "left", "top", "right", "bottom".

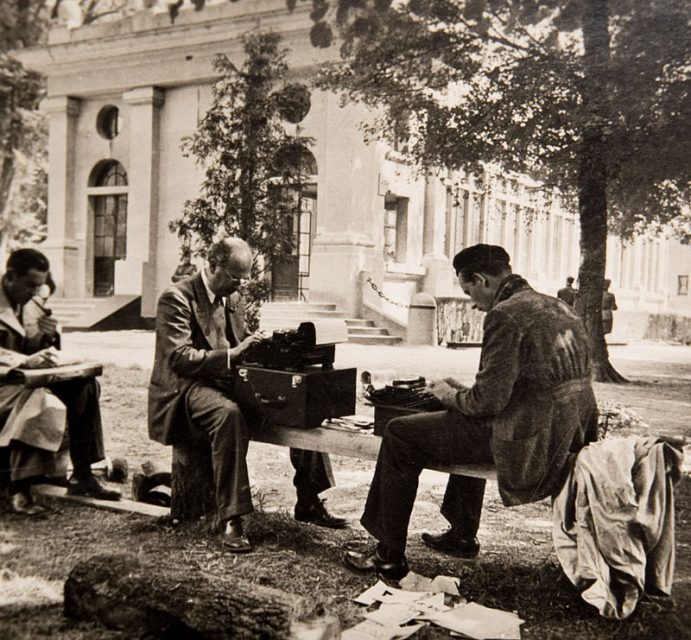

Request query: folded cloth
[{"left": 552, "top": 435, "right": 683, "bottom": 620}]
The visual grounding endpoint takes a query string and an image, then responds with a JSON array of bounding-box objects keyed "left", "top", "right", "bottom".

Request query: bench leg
[{"left": 171, "top": 439, "right": 216, "bottom": 522}]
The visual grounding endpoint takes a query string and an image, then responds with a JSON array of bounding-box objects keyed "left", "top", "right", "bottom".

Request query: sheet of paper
[
  {"left": 399, "top": 571, "right": 434, "bottom": 592},
  {"left": 430, "top": 575, "right": 461, "bottom": 596},
  {"left": 428, "top": 602, "right": 524, "bottom": 640},
  {"left": 365, "top": 602, "right": 421, "bottom": 627},
  {"left": 354, "top": 580, "right": 392, "bottom": 606},
  {"left": 342, "top": 620, "right": 401, "bottom": 640},
  {"left": 394, "top": 622, "right": 426, "bottom": 639},
  {"left": 376, "top": 587, "right": 428, "bottom": 604},
  {"left": 413, "top": 592, "right": 451, "bottom": 620}
]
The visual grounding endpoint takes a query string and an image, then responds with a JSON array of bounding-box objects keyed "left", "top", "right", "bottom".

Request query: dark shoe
[
  {"left": 10, "top": 491, "right": 46, "bottom": 516},
  {"left": 421, "top": 530, "right": 480, "bottom": 559},
  {"left": 221, "top": 518, "right": 253, "bottom": 553},
  {"left": 67, "top": 475, "right": 121, "bottom": 501},
  {"left": 294, "top": 499, "right": 347, "bottom": 529},
  {"left": 343, "top": 547, "right": 409, "bottom": 582}
]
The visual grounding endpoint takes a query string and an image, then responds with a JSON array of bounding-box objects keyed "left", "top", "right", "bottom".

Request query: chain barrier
[{"left": 365, "top": 276, "right": 410, "bottom": 309}]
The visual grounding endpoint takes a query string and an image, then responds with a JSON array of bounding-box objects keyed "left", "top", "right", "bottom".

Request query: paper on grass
[
  {"left": 399, "top": 571, "right": 460, "bottom": 596},
  {"left": 429, "top": 602, "right": 524, "bottom": 640},
  {"left": 365, "top": 602, "right": 422, "bottom": 626},
  {"left": 342, "top": 619, "right": 425, "bottom": 640},
  {"left": 413, "top": 592, "right": 452, "bottom": 619},
  {"left": 353, "top": 580, "right": 391, "bottom": 606}
]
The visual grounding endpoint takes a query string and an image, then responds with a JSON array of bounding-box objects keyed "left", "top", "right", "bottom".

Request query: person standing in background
[
  {"left": 601, "top": 279, "right": 618, "bottom": 335},
  {"left": 557, "top": 276, "right": 577, "bottom": 307}
]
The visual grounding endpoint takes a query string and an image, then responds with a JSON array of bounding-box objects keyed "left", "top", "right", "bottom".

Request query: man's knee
[{"left": 188, "top": 387, "right": 249, "bottom": 440}]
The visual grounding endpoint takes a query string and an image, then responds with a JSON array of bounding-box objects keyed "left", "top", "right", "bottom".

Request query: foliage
[
  {"left": 169, "top": 31, "right": 315, "bottom": 329},
  {"left": 305, "top": 0, "right": 690, "bottom": 243}
]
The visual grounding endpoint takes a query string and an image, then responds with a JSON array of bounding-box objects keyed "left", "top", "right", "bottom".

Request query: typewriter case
[{"left": 233, "top": 365, "right": 357, "bottom": 428}]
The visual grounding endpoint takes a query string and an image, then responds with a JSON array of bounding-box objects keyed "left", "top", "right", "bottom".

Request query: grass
[{"left": 0, "top": 364, "right": 689, "bottom": 639}]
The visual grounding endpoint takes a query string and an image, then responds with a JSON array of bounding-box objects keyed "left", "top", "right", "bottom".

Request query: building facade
[{"left": 18, "top": 0, "right": 690, "bottom": 337}]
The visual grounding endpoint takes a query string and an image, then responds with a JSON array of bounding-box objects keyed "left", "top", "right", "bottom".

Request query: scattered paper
[
  {"left": 365, "top": 603, "right": 421, "bottom": 627},
  {"left": 430, "top": 575, "right": 461, "bottom": 596},
  {"left": 399, "top": 571, "right": 460, "bottom": 596},
  {"left": 413, "top": 592, "right": 452, "bottom": 620},
  {"left": 429, "top": 602, "right": 524, "bottom": 640},
  {"left": 353, "top": 580, "right": 391, "bottom": 606},
  {"left": 342, "top": 619, "right": 425, "bottom": 640}
]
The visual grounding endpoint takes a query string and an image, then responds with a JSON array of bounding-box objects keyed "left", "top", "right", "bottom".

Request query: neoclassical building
[{"left": 17, "top": 0, "right": 690, "bottom": 339}]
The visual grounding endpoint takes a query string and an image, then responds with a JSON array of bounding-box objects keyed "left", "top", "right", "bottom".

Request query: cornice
[
  {"left": 39, "top": 95, "right": 81, "bottom": 117},
  {"left": 123, "top": 87, "right": 165, "bottom": 108}
]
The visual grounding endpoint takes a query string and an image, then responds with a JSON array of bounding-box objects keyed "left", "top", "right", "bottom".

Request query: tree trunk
[
  {"left": 64, "top": 553, "right": 331, "bottom": 639},
  {"left": 577, "top": 0, "right": 626, "bottom": 383},
  {"left": 171, "top": 437, "right": 217, "bottom": 523}
]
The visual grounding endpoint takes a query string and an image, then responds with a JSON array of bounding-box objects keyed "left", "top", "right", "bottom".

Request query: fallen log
[{"left": 64, "top": 553, "right": 337, "bottom": 639}]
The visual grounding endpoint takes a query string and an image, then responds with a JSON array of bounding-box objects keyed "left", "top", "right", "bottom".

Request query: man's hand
[
  {"left": 37, "top": 314, "right": 59, "bottom": 338},
  {"left": 21, "top": 347, "right": 60, "bottom": 370},
  {"left": 427, "top": 378, "right": 459, "bottom": 408},
  {"left": 237, "top": 331, "right": 266, "bottom": 354},
  {"left": 442, "top": 376, "right": 466, "bottom": 390}
]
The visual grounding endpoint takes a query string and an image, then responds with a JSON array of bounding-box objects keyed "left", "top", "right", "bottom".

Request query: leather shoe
[
  {"left": 343, "top": 547, "right": 409, "bottom": 582},
  {"left": 294, "top": 499, "right": 347, "bottom": 529},
  {"left": 421, "top": 530, "right": 480, "bottom": 558},
  {"left": 10, "top": 491, "right": 46, "bottom": 516},
  {"left": 66, "top": 475, "right": 121, "bottom": 501},
  {"left": 221, "top": 518, "right": 253, "bottom": 553}
]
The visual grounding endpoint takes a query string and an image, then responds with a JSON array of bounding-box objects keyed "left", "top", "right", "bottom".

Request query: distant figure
[
  {"left": 557, "top": 276, "right": 577, "bottom": 307},
  {"left": 601, "top": 279, "right": 618, "bottom": 335},
  {"left": 171, "top": 254, "right": 198, "bottom": 283}
]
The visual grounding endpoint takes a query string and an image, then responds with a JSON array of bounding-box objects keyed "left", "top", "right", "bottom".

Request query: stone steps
[{"left": 260, "top": 302, "right": 402, "bottom": 345}]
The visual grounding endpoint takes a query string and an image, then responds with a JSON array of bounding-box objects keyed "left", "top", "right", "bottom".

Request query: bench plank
[{"left": 252, "top": 422, "right": 497, "bottom": 480}]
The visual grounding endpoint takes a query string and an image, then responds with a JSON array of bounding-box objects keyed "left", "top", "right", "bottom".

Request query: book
[{"left": 0, "top": 360, "right": 103, "bottom": 388}]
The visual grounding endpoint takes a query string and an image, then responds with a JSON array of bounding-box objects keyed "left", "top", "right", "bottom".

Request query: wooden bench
[{"left": 171, "top": 421, "right": 497, "bottom": 522}]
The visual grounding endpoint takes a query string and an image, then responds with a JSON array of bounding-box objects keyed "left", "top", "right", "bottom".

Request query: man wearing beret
[{"left": 345, "top": 244, "right": 598, "bottom": 580}]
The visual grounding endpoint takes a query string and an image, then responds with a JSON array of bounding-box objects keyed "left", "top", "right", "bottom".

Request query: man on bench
[
  {"left": 148, "top": 238, "right": 345, "bottom": 553},
  {"left": 344, "top": 244, "right": 598, "bottom": 580}
]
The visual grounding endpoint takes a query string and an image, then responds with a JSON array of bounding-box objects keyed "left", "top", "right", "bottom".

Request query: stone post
[
  {"left": 40, "top": 96, "right": 81, "bottom": 296},
  {"left": 123, "top": 87, "right": 164, "bottom": 314}
]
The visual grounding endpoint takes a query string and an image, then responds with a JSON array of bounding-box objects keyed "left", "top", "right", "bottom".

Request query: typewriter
[
  {"left": 362, "top": 372, "right": 445, "bottom": 435},
  {"left": 233, "top": 320, "right": 356, "bottom": 428},
  {"left": 239, "top": 321, "right": 340, "bottom": 371}
]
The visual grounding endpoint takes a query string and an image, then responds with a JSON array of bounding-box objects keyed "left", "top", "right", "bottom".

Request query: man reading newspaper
[{"left": 0, "top": 249, "right": 120, "bottom": 515}]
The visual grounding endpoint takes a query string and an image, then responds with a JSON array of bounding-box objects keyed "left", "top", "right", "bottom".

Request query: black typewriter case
[{"left": 233, "top": 365, "right": 357, "bottom": 428}]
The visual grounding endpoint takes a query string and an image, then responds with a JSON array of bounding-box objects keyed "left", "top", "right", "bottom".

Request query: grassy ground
[{"left": 1, "top": 353, "right": 690, "bottom": 639}]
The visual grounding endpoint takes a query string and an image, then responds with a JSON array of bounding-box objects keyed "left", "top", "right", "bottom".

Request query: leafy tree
[
  {"left": 1, "top": 0, "right": 129, "bottom": 257},
  {"left": 282, "top": 0, "right": 689, "bottom": 382},
  {"left": 169, "top": 31, "right": 314, "bottom": 330}
]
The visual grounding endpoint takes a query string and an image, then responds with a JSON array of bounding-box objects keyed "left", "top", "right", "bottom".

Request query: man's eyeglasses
[{"left": 220, "top": 267, "right": 250, "bottom": 284}]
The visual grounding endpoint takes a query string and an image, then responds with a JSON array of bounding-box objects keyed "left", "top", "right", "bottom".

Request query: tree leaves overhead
[{"left": 312, "top": 0, "right": 690, "bottom": 242}]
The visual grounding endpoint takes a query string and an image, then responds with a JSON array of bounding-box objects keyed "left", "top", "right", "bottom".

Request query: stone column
[
  {"left": 421, "top": 174, "right": 453, "bottom": 296},
  {"left": 123, "top": 87, "right": 164, "bottom": 316},
  {"left": 40, "top": 96, "right": 81, "bottom": 296}
]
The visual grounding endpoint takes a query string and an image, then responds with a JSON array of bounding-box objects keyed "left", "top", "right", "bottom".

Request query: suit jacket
[
  {"left": 452, "top": 275, "right": 598, "bottom": 506},
  {"left": 147, "top": 273, "right": 249, "bottom": 445},
  {"left": 0, "top": 283, "right": 56, "bottom": 364}
]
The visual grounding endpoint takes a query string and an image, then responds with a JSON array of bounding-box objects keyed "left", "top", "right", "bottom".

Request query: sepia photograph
[{"left": 1, "top": 1, "right": 689, "bottom": 637}]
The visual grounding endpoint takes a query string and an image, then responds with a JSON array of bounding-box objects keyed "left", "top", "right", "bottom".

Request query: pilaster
[
  {"left": 40, "top": 95, "right": 81, "bottom": 296},
  {"left": 123, "top": 86, "right": 165, "bottom": 315}
]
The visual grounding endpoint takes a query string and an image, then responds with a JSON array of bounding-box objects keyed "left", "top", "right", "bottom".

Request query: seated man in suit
[
  {"left": 344, "top": 244, "right": 598, "bottom": 580},
  {"left": 148, "top": 237, "right": 345, "bottom": 552},
  {"left": 0, "top": 248, "right": 120, "bottom": 515}
]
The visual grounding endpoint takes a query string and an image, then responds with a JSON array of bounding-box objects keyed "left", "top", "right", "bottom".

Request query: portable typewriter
[
  {"left": 233, "top": 320, "right": 356, "bottom": 428},
  {"left": 362, "top": 372, "right": 445, "bottom": 435}
]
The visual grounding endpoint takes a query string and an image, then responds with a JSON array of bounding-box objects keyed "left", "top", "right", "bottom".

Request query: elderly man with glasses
[{"left": 148, "top": 238, "right": 345, "bottom": 552}]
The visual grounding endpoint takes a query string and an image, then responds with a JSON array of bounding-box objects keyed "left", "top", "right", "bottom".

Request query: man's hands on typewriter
[
  {"left": 426, "top": 377, "right": 467, "bottom": 408},
  {"left": 236, "top": 331, "right": 267, "bottom": 355}
]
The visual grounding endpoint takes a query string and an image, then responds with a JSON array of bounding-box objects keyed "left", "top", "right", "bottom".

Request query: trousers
[
  {"left": 0, "top": 377, "right": 105, "bottom": 481},
  {"left": 361, "top": 410, "right": 494, "bottom": 553},
  {"left": 185, "top": 382, "right": 334, "bottom": 522}
]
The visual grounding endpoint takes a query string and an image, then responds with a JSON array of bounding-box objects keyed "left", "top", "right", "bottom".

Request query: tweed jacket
[
  {"left": 147, "top": 272, "right": 249, "bottom": 445},
  {"left": 453, "top": 275, "right": 598, "bottom": 506}
]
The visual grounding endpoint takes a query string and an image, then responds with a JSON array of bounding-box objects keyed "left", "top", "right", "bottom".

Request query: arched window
[{"left": 88, "top": 160, "right": 128, "bottom": 297}]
